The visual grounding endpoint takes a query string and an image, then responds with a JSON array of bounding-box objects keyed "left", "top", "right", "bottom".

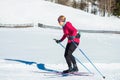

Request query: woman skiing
[{"left": 54, "top": 15, "right": 80, "bottom": 73}]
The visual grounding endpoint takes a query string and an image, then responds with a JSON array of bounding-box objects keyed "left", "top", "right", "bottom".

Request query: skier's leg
[
  {"left": 64, "top": 43, "right": 72, "bottom": 67},
  {"left": 68, "top": 42, "right": 79, "bottom": 72},
  {"left": 63, "top": 42, "right": 79, "bottom": 73},
  {"left": 63, "top": 43, "right": 72, "bottom": 73}
]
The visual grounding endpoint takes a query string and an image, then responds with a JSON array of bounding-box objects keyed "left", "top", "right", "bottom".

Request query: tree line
[{"left": 47, "top": 0, "right": 120, "bottom": 18}]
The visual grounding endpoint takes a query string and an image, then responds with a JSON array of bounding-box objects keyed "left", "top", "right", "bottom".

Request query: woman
[{"left": 55, "top": 15, "right": 80, "bottom": 73}]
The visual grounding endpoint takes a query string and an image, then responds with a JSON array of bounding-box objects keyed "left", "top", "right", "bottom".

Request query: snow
[
  {"left": 0, "top": 0, "right": 120, "bottom": 31},
  {"left": 0, "top": 58, "right": 120, "bottom": 80},
  {"left": 0, "top": 0, "right": 120, "bottom": 80},
  {"left": 0, "top": 28, "right": 120, "bottom": 80}
]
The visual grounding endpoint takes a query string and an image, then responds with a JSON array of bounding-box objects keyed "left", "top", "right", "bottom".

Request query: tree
[
  {"left": 57, "top": 0, "right": 70, "bottom": 6},
  {"left": 72, "top": 0, "right": 77, "bottom": 8},
  {"left": 79, "top": 0, "right": 88, "bottom": 11},
  {"left": 48, "top": 0, "right": 120, "bottom": 17},
  {"left": 113, "top": 0, "right": 120, "bottom": 17}
]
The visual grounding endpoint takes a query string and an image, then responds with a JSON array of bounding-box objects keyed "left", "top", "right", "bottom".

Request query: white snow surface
[
  {"left": 0, "top": 0, "right": 120, "bottom": 80},
  {"left": 0, "top": 0, "right": 120, "bottom": 31},
  {"left": 0, "top": 28, "right": 120, "bottom": 80}
]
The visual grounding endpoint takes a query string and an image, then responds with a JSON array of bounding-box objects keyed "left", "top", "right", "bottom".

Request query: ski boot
[
  {"left": 71, "top": 66, "right": 78, "bottom": 72},
  {"left": 71, "top": 64, "right": 79, "bottom": 72},
  {"left": 63, "top": 67, "right": 72, "bottom": 73}
]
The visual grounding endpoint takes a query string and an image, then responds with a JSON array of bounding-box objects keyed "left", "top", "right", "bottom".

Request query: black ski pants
[{"left": 64, "top": 42, "right": 79, "bottom": 68}]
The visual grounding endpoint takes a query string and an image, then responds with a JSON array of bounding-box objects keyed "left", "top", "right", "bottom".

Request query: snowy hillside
[
  {"left": 0, "top": 0, "right": 120, "bottom": 80},
  {"left": 0, "top": 0, "right": 120, "bottom": 31}
]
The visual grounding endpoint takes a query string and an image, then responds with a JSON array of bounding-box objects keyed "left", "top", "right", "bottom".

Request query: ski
[
  {"left": 43, "top": 71, "right": 94, "bottom": 77},
  {"left": 69, "top": 72, "right": 94, "bottom": 76}
]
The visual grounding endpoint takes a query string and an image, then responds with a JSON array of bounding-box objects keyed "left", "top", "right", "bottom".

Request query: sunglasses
[{"left": 58, "top": 19, "right": 64, "bottom": 23}]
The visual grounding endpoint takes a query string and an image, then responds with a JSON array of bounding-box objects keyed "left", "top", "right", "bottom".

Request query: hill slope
[{"left": 0, "top": 0, "right": 120, "bottom": 31}]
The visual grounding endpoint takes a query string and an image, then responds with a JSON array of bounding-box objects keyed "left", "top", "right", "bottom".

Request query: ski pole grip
[{"left": 53, "top": 39, "right": 57, "bottom": 41}]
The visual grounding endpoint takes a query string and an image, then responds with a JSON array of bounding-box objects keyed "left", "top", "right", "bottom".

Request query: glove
[
  {"left": 54, "top": 39, "right": 62, "bottom": 43},
  {"left": 56, "top": 40, "right": 61, "bottom": 43}
]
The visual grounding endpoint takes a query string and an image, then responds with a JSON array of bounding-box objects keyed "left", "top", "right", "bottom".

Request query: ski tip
[{"left": 103, "top": 76, "right": 105, "bottom": 79}]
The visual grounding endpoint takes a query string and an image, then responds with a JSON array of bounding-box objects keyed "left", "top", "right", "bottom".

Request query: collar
[{"left": 62, "top": 21, "right": 66, "bottom": 28}]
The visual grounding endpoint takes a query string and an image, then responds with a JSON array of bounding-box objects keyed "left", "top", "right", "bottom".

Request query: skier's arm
[{"left": 60, "top": 34, "right": 67, "bottom": 41}]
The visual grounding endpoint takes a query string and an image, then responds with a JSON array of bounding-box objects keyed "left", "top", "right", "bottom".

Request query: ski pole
[
  {"left": 54, "top": 40, "right": 92, "bottom": 73},
  {"left": 72, "top": 41, "right": 105, "bottom": 79},
  {"left": 59, "top": 43, "right": 92, "bottom": 73}
]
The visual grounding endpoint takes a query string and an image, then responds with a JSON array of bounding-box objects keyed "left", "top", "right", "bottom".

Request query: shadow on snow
[{"left": 5, "top": 59, "right": 59, "bottom": 73}]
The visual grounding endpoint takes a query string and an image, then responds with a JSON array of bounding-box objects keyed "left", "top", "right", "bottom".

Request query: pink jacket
[{"left": 60, "top": 21, "right": 80, "bottom": 43}]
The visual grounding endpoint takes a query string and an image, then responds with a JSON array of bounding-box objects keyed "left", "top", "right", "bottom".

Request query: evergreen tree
[{"left": 113, "top": 0, "right": 120, "bottom": 17}]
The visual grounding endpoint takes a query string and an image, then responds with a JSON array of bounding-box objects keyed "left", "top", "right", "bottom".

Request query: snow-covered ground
[
  {"left": 0, "top": 0, "right": 120, "bottom": 80},
  {"left": 0, "top": 0, "right": 120, "bottom": 31},
  {"left": 0, "top": 28, "right": 120, "bottom": 80},
  {"left": 0, "top": 58, "right": 120, "bottom": 80}
]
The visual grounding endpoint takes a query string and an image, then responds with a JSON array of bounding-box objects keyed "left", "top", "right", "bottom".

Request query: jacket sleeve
[
  {"left": 60, "top": 34, "right": 67, "bottom": 41},
  {"left": 60, "top": 25, "right": 69, "bottom": 41}
]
